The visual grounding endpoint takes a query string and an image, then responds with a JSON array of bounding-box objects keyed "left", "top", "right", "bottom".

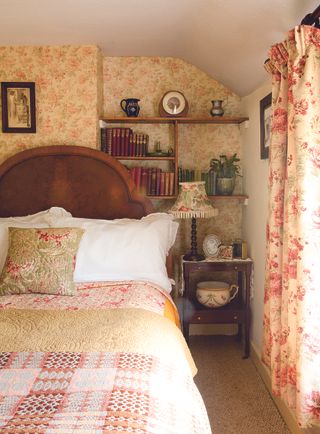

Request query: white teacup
[{"left": 196, "top": 281, "right": 238, "bottom": 308}]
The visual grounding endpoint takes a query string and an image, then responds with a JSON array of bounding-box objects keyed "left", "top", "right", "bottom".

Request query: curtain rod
[
  {"left": 300, "top": 4, "right": 320, "bottom": 27},
  {"left": 264, "top": 4, "right": 320, "bottom": 67}
]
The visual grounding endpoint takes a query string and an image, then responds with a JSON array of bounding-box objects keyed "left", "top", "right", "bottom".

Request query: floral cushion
[{"left": 0, "top": 227, "right": 84, "bottom": 296}]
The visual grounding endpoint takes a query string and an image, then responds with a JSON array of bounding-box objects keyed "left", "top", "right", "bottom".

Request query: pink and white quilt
[{"left": 0, "top": 281, "right": 212, "bottom": 433}]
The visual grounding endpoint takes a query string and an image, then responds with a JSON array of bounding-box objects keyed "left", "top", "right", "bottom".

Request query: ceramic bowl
[{"left": 196, "top": 281, "right": 238, "bottom": 308}]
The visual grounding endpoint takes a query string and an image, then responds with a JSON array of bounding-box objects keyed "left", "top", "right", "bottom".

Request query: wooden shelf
[
  {"left": 147, "top": 195, "right": 176, "bottom": 200},
  {"left": 101, "top": 116, "right": 249, "bottom": 198},
  {"left": 115, "top": 156, "right": 175, "bottom": 161},
  {"left": 146, "top": 194, "right": 248, "bottom": 200},
  {"left": 101, "top": 116, "right": 248, "bottom": 125},
  {"left": 209, "top": 194, "right": 248, "bottom": 200}
]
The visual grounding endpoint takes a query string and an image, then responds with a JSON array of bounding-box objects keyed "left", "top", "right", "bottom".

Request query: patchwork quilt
[{"left": 0, "top": 281, "right": 212, "bottom": 433}]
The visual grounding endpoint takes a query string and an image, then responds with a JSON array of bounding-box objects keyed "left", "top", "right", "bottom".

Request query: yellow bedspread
[{"left": 0, "top": 307, "right": 196, "bottom": 376}]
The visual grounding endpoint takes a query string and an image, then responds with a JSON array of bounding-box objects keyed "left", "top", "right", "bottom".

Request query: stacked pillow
[
  {"left": 49, "top": 212, "right": 178, "bottom": 293},
  {"left": 0, "top": 209, "right": 178, "bottom": 295}
]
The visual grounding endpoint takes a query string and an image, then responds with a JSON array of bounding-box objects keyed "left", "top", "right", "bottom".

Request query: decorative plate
[
  {"left": 159, "top": 91, "right": 189, "bottom": 117},
  {"left": 203, "top": 234, "right": 221, "bottom": 259}
]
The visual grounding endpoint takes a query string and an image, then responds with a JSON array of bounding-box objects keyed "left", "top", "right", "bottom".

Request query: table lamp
[{"left": 169, "top": 181, "right": 218, "bottom": 261}]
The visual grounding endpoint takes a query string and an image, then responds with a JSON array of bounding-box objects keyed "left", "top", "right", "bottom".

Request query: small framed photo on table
[
  {"left": 260, "top": 92, "right": 272, "bottom": 159},
  {"left": 1, "top": 82, "right": 36, "bottom": 133},
  {"left": 218, "top": 245, "right": 233, "bottom": 260}
]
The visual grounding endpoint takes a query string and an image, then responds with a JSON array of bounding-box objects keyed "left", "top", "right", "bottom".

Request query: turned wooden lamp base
[{"left": 182, "top": 217, "right": 205, "bottom": 262}]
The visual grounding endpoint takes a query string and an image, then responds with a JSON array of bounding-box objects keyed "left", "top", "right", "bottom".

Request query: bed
[{"left": 0, "top": 145, "right": 211, "bottom": 433}]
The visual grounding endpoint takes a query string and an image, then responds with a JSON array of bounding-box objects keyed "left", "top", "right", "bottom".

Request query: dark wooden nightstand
[{"left": 182, "top": 258, "right": 253, "bottom": 358}]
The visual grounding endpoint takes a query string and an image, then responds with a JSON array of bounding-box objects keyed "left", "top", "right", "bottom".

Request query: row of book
[
  {"left": 178, "top": 167, "right": 217, "bottom": 195},
  {"left": 101, "top": 128, "right": 149, "bottom": 157},
  {"left": 129, "top": 166, "right": 175, "bottom": 196}
]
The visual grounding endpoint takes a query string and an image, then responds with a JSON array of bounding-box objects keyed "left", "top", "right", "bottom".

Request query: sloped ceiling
[{"left": 0, "top": 0, "right": 319, "bottom": 96}]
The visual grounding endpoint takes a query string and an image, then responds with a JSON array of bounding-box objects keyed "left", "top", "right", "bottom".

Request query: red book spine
[
  {"left": 141, "top": 168, "right": 148, "bottom": 196},
  {"left": 147, "top": 168, "right": 152, "bottom": 195},
  {"left": 116, "top": 128, "right": 121, "bottom": 156},
  {"left": 169, "top": 172, "right": 175, "bottom": 196},
  {"left": 156, "top": 168, "right": 161, "bottom": 196},
  {"left": 164, "top": 172, "right": 170, "bottom": 196},
  {"left": 120, "top": 128, "right": 126, "bottom": 156},
  {"left": 150, "top": 168, "right": 157, "bottom": 195},
  {"left": 111, "top": 129, "right": 117, "bottom": 156},
  {"left": 160, "top": 172, "right": 166, "bottom": 195},
  {"left": 129, "top": 133, "right": 133, "bottom": 156},
  {"left": 125, "top": 129, "right": 131, "bottom": 156},
  {"left": 133, "top": 133, "right": 137, "bottom": 156}
]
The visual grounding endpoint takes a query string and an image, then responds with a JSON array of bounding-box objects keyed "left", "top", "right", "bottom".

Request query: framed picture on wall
[
  {"left": 260, "top": 92, "right": 272, "bottom": 159},
  {"left": 1, "top": 82, "right": 36, "bottom": 133}
]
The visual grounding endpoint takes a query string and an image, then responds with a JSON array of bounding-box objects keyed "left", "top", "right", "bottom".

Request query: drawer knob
[
  {"left": 234, "top": 315, "right": 238, "bottom": 320},
  {"left": 197, "top": 316, "right": 201, "bottom": 320},
  {"left": 234, "top": 266, "right": 238, "bottom": 270}
]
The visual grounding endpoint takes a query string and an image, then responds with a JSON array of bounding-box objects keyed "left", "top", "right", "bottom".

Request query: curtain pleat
[{"left": 262, "top": 25, "right": 320, "bottom": 428}]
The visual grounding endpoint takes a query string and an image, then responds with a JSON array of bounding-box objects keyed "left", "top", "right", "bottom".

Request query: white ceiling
[{"left": 1, "top": 0, "right": 319, "bottom": 96}]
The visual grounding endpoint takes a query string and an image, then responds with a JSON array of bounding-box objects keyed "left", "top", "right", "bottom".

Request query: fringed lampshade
[{"left": 169, "top": 181, "right": 218, "bottom": 261}]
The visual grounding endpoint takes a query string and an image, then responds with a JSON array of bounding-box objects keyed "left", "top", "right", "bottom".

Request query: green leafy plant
[{"left": 210, "top": 153, "right": 241, "bottom": 178}]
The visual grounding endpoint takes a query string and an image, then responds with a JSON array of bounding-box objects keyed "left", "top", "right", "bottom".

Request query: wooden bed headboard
[{"left": 0, "top": 145, "right": 154, "bottom": 219}]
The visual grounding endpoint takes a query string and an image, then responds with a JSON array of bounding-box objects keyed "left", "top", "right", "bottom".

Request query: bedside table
[{"left": 182, "top": 258, "right": 253, "bottom": 358}]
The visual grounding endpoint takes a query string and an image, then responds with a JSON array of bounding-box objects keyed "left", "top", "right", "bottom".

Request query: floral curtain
[{"left": 262, "top": 25, "right": 320, "bottom": 428}]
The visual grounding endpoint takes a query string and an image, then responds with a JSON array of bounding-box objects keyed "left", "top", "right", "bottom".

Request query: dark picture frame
[
  {"left": 260, "top": 92, "right": 272, "bottom": 159},
  {"left": 1, "top": 82, "right": 36, "bottom": 133}
]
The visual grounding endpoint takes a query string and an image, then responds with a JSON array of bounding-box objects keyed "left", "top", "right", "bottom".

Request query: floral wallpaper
[
  {"left": 0, "top": 45, "right": 101, "bottom": 163},
  {"left": 103, "top": 57, "right": 244, "bottom": 263},
  {"left": 0, "top": 48, "right": 245, "bottom": 269},
  {"left": 103, "top": 57, "right": 241, "bottom": 117}
]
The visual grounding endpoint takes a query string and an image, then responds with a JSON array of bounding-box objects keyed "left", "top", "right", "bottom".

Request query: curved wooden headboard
[{"left": 0, "top": 145, "right": 154, "bottom": 219}]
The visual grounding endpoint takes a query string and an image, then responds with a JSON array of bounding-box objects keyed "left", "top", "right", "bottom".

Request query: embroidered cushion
[
  {"left": 0, "top": 227, "right": 84, "bottom": 296},
  {"left": 0, "top": 207, "right": 72, "bottom": 274}
]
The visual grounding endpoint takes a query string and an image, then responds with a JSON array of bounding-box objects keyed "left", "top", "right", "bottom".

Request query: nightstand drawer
[{"left": 190, "top": 309, "right": 245, "bottom": 324}]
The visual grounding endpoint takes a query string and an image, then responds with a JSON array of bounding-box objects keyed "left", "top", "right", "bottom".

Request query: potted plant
[{"left": 210, "top": 153, "right": 241, "bottom": 195}]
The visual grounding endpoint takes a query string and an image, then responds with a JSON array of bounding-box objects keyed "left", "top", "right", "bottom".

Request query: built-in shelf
[
  {"left": 209, "top": 195, "right": 248, "bottom": 199},
  {"left": 147, "top": 194, "right": 248, "bottom": 200},
  {"left": 115, "top": 156, "right": 175, "bottom": 161},
  {"left": 101, "top": 116, "right": 248, "bottom": 125},
  {"left": 101, "top": 116, "right": 249, "bottom": 199}
]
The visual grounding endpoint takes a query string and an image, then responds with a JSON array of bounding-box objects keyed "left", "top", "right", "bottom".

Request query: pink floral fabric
[
  {"left": 262, "top": 26, "right": 320, "bottom": 428},
  {"left": 0, "top": 281, "right": 168, "bottom": 315},
  {"left": 0, "top": 227, "right": 84, "bottom": 296}
]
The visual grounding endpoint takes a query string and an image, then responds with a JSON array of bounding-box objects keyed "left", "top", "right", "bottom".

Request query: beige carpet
[{"left": 189, "top": 335, "right": 290, "bottom": 434}]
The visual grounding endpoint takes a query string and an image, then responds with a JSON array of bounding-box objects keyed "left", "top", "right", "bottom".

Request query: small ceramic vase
[{"left": 210, "top": 100, "right": 225, "bottom": 117}]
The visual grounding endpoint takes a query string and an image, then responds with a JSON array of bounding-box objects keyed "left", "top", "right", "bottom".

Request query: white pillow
[
  {"left": 50, "top": 213, "right": 179, "bottom": 293},
  {"left": 0, "top": 207, "right": 72, "bottom": 273}
]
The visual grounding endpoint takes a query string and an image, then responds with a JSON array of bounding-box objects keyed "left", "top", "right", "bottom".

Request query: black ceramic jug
[{"left": 120, "top": 98, "right": 140, "bottom": 117}]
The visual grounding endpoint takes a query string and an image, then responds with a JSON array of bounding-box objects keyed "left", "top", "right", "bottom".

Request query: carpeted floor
[{"left": 189, "top": 335, "right": 290, "bottom": 434}]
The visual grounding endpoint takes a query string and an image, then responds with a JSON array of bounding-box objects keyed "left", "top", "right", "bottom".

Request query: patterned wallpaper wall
[
  {"left": 0, "top": 48, "right": 245, "bottom": 271},
  {"left": 103, "top": 57, "right": 244, "bottom": 262},
  {"left": 0, "top": 45, "right": 101, "bottom": 163}
]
